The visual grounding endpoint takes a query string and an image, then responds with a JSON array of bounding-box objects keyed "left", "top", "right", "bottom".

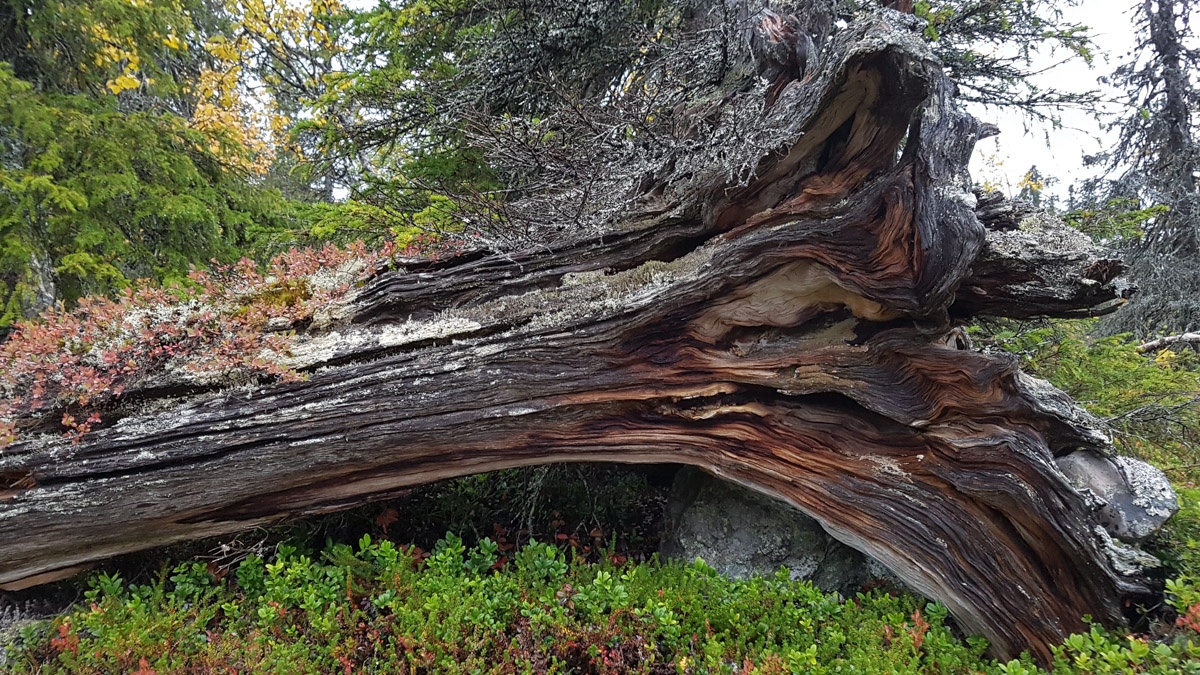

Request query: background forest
[{"left": 2, "top": 0, "right": 1200, "bottom": 672}]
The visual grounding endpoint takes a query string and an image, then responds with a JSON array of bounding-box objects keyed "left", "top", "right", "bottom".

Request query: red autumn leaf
[{"left": 374, "top": 507, "right": 399, "bottom": 533}]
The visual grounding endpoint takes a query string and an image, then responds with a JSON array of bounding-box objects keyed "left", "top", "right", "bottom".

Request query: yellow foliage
[
  {"left": 186, "top": 0, "right": 344, "bottom": 174},
  {"left": 1017, "top": 171, "right": 1046, "bottom": 193},
  {"left": 105, "top": 73, "right": 142, "bottom": 94},
  {"left": 1156, "top": 349, "right": 1179, "bottom": 368},
  {"left": 86, "top": 25, "right": 141, "bottom": 76},
  {"left": 972, "top": 143, "right": 1012, "bottom": 196},
  {"left": 205, "top": 36, "right": 242, "bottom": 62}
]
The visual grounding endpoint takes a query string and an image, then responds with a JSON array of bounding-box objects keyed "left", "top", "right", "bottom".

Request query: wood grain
[{"left": 0, "top": 13, "right": 1144, "bottom": 663}]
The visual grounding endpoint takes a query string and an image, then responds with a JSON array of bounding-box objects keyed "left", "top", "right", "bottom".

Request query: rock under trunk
[{"left": 0, "top": 11, "right": 1174, "bottom": 663}]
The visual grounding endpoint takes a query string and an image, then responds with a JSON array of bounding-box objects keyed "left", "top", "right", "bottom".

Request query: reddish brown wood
[{"left": 0, "top": 13, "right": 1151, "bottom": 663}]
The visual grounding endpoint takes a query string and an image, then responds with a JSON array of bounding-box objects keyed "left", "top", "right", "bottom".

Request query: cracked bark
[{"left": 0, "top": 13, "right": 1152, "bottom": 663}]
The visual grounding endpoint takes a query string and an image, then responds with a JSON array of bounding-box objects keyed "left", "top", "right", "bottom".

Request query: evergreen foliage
[
  {"left": 980, "top": 319, "right": 1200, "bottom": 472},
  {"left": 910, "top": 0, "right": 1098, "bottom": 117},
  {"left": 1094, "top": 0, "right": 1200, "bottom": 337},
  {"left": 0, "top": 65, "right": 291, "bottom": 329},
  {"left": 0, "top": 0, "right": 309, "bottom": 332},
  {"left": 1064, "top": 196, "right": 1167, "bottom": 246},
  {"left": 301, "top": 0, "right": 1105, "bottom": 251},
  {"left": 0, "top": 0, "right": 206, "bottom": 97}
]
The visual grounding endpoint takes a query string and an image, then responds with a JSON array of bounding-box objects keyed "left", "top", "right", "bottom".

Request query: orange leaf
[{"left": 374, "top": 507, "right": 399, "bottom": 533}]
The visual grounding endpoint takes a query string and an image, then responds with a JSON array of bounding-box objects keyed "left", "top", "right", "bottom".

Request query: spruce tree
[
  {"left": 0, "top": 0, "right": 291, "bottom": 332},
  {"left": 1097, "top": 0, "right": 1200, "bottom": 337}
]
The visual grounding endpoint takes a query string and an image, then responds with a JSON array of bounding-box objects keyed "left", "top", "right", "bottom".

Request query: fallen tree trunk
[{"left": 0, "top": 12, "right": 1168, "bottom": 663}]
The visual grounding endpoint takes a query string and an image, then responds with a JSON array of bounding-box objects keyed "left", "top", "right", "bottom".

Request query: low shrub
[
  {"left": 7, "top": 536, "right": 1200, "bottom": 674},
  {"left": 4, "top": 536, "right": 994, "bottom": 674},
  {"left": 0, "top": 239, "right": 441, "bottom": 446},
  {"left": 974, "top": 319, "right": 1200, "bottom": 478}
]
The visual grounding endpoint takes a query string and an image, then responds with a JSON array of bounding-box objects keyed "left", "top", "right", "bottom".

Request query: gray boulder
[
  {"left": 661, "top": 468, "right": 897, "bottom": 595},
  {"left": 1056, "top": 450, "right": 1178, "bottom": 543}
]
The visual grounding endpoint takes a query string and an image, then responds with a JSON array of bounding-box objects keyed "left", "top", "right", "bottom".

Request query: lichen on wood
[{"left": 0, "top": 9, "right": 1172, "bottom": 665}]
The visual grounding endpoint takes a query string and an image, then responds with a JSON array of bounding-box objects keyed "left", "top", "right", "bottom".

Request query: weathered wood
[
  {"left": 0, "top": 13, "right": 1160, "bottom": 663},
  {"left": 1138, "top": 332, "right": 1200, "bottom": 352},
  {"left": 954, "top": 199, "right": 1131, "bottom": 319}
]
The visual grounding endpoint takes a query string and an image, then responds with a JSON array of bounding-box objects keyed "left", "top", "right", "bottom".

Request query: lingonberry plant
[{"left": 0, "top": 241, "right": 415, "bottom": 446}]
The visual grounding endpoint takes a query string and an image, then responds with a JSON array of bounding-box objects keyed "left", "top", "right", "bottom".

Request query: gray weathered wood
[{"left": 0, "top": 13, "right": 1154, "bottom": 663}]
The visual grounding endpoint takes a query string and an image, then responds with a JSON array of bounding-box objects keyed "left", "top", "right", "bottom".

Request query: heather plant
[{"left": 0, "top": 241, "right": 394, "bottom": 446}]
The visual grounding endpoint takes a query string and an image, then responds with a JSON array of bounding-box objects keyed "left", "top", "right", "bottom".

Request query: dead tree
[{"left": 0, "top": 11, "right": 1171, "bottom": 663}]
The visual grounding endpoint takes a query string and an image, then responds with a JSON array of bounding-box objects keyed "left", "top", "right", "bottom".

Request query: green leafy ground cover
[
  {"left": 4, "top": 534, "right": 1197, "bottom": 674},
  {"left": 5, "top": 465, "right": 1200, "bottom": 672}
]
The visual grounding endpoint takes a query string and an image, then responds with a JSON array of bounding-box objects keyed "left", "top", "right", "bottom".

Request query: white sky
[{"left": 966, "top": 0, "right": 1139, "bottom": 202}]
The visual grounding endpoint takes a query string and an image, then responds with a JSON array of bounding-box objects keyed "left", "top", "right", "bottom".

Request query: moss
[{"left": 240, "top": 278, "right": 313, "bottom": 312}]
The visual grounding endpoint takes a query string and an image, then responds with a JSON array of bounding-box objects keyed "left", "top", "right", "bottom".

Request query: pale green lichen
[
  {"left": 282, "top": 316, "right": 485, "bottom": 370},
  {"left": 451, "top": 248, "right": 713, "bottom": 335}
]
